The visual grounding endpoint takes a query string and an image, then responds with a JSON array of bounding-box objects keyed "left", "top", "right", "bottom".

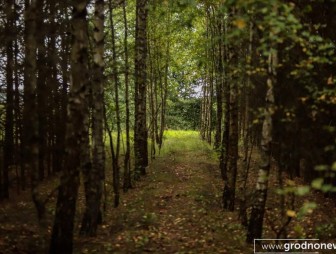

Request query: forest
[{"left": 0, "top": 0, "right": 336, "bottom": 253}]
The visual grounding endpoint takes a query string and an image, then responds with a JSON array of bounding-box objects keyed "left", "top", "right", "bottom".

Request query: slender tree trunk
[
  {"left": 57, "top": 3, "right": 71, "bottom": 174},
  {"left": 201, "top": 11, "right": 211, "bottom": 141},
  {"left": 247, "top": 49, "right": 277, "bottom": 243},
  {"left": 159, "top": 41, "right": 169, "bottom": 150},
  {"left": 134, "top": 0, "right": 149, "bottom": 179},
  {"left": 148, "top": 43, "right": 156, "bottom": 160},
  {"left": 104, "top": 108, "right": 120, "bottom": 208},
  {"left": 50, "top": 1, "right": 90, "bottom": 252},
  {"left": 80, "top": 0, "right": 105, "bottom": 236},
  {"left": 214, "top": 13, "right": 223, "bottom": 150},
  {"left": 3, "top": 0, "right": 15, "bottom": 200},
  {"left": 200, "top": 83, "right": 206, "bottom": 140},
  {"left": 158, "top": 6, "right": 170, "bottom": 149},
  {"left": 108, "top": 0, "right": 121, "bottom": 207},
  {"left": 220, "top": 14, "right": 230, "bottom": 181},
  {"left": 223, "top": 67, "right": 238, "bottom": 211},
  {"left": 239, "top": 21, "right": 254, "bottom": 227},
  {"left": 207, "top": 69, "right": 214, "bottom": 144},
  {"left": 22, "top": 0, "right": 45, "bottom": 221},
  {"left": 36, "top": 0, "right": 46, "bottom": 181},
  {"left": 123, "top": 0, "right": 132, "bottom": 192},
  {"left": 14, "top": 36, "right": 22, "bottom": 192},
  {"left": 48, "top": 0, "right": 64, "bottom": 175}
]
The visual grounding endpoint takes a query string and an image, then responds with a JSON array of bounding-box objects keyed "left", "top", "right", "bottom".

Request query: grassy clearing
[
  {"left": 160, "top": 130, "right": 212, "bottom": 154},
  {"left": 104, "top": 130, "right": 216, "bottom": 164},
  {"left": 158, "top": 130, "right": 218, "bottom": 167}
]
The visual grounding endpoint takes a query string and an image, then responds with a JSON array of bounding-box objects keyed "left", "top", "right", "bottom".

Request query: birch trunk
[
  {"left": 246, "top": 49, "right": 277, "bottom": 242},
  {"left": 80, "top": 0, "right": 105, "bottom": 236},
  {"left": 50, "top": 0, "right": 90, "bottom": 252}
]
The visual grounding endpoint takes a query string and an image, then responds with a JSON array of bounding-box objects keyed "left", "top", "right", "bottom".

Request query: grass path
[
  {"left": 2, "top": 131, "right": 335, "bottom": 253},
  {"left": 0, "top": 131, "right": 252, "bottom": 254},
  {"left": 75, "top": 131, "right": 252, "bottom": 253}
]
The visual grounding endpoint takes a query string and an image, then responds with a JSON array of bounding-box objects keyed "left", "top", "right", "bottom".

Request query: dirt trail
[
  {"left": 0, "top": 134, "right": 253, "bottom": 254},
  {"left": 1, "top": 132, "right": 336, "bottom": 254},
  {"left": 76, "top": 143, "right": 252, "bottom": 254}
]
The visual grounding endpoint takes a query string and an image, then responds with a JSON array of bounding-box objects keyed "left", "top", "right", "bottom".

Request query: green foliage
[
  {"left": 315, "top": 219, "right": 336, "bottom": 239},
  {"left": 297, "top": 202, "right": 317, "bottom": 220},
  {"left": 166, "top": 98, "right": 201, "bottom": 130},
  {"left": 310, "top": 161, "right": 336, "bottom": 193},
  {"left": 141, "top": 212, "right": 158, "bottom": 227}
]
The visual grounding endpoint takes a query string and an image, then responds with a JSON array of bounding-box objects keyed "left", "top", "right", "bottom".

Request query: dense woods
[{"left": 0, "top": 0, "right": 335, "bottom": 253}]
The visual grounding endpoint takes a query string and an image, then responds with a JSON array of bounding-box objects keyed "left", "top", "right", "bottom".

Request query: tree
[
  {"left": 80, "top": 0, "right": 105, "bottom": 236},
  {"left": 223, "top": 53, "right": 239, "bottom": 211},
  {"left": 247, "top": 48, "right": 277, "bottom": 243},
  {"left": 134, "top": 0, "right": 149, "bottom": 178},
  {"left": 2, "top": 0, "right": 15, "bottom": 200},
  {"left": 123, "top": 0, "right": 132, "bottom": 192},
  {"left": 50, "top": 0, "right": 90, "bottom": 252},
  {"left": 22, "top": 0, "right": 47, "bottom": 220}
]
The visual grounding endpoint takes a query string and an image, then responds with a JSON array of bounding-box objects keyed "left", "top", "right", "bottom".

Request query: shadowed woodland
[{"left": 0, "top": 0, "right": 336, "bottom": 253}]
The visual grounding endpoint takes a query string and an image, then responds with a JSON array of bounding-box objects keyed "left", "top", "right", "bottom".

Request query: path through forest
[
  {"left": 0, "top": 131, "right": 251, "bottom": 253},
  {"left": 75, "top": 131, "right": 251, "bottom": 253},
  {"left": 1, "top": 131, "right": 335, "bottom": 253}
]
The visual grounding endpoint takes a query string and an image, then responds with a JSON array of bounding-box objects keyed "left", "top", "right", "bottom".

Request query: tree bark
[
  {"left": 123, "top": 0, "right": 132, "bottom": 192},
  {"left": 223, "top": 65, "right": 238, "bottom": 211},
  {"left": 214, "top": 11, "right": 223, "bottom": 150},
  {"left": 36, "top": 0, "right": 47, "bottom": 181},
  {"left": 22, "top": 0, "right": 45, "bottom": 221},
  {"left": 80, "top": 0, "right": 105, "bottom": 236},
  {"left": 108, "top": 0, "right": 121, "bottom": 207},
  {"left": 3, "top": 0, "right": 15, "bottom": 200},
  {"left": 247, "top": 49, "right": 277, "bottom": 243},
  {"left": 134, "top": 0, "right": 149, "bottom": 179},
  {"left": 220, "top": 12, "right": 230, "bottom": 181},
  {"left": 50, "top": 1, "right": 90, "bottom": 252}
]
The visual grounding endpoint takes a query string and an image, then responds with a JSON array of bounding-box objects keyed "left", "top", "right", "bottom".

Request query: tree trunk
[
  {"left": 148, "top": 43, "right": 156, "bottom": 160},
  {"left": 22, "top": 0, "right": 45, "bottom": 221},
  {"left": 36, "top": 0, "right": 47, "bottom": 181},
  {"left": 159, "top": 38, "right": 169, "bottom": 150},
  {"left": 220, "top": 13, "right": 230, "bottom": 181},
  {"left": 14, "top": 35, "right": 22, "bottom": 192},
  {"left": 80, "top": 0, "right": 105, "bottom": 237},
  {"left": 50, "top": 1, "right": 90, "bottom": 252},
  {"left": 134, "top": 0, "right": 149, "bottom": 179},
  {"left": 2, "top": 0, "right": 15, "bottom": 200},
  {"left": 56, "top": 2, "right": 71, "bottom": 174},
  {"left": 123, "top": 0, "right": 132, "bottom": 192},
  {"left": 223, "top": 70, "right": 238, "bottom": 211},
  {"left": 246, "top": 49, "right": 277, "bottom": 243},
  {"left": 108, "top": 0, "right": 121, "bottom": 207},
  {"left": 214, "top": 12, "right": 223, "bottom": 150},
  {"left": 239, "top": 21, "right": 254, "bottom": 227}
]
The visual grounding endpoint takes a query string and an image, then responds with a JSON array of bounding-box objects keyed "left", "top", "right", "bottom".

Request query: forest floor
[{"left": 1, "top": 131, "right": 336, "bottom": 254}]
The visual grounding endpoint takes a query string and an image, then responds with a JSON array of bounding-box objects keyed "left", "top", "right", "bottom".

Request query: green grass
[
  {"left": 159, "top": 130, "right": 213, "bottom": 155},
  {"left": 104, "top": 130, "right": 218, "bottom": 167}
]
